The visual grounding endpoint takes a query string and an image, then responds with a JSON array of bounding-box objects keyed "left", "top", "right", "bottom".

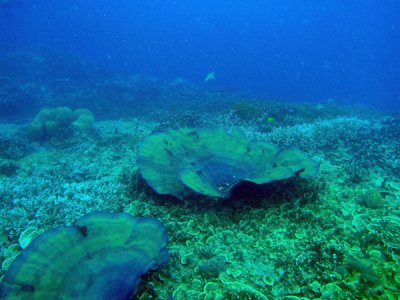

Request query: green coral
[
  {"left": 71, "top": 108, "right": 96, "bottom": 131},
  {"left": 28, "top": 106, "right": 95, "bottom": 141},
  {"left": 201, "top": 281, "right": 268, "bottom": 300},
  {"left": 231, "top": 101, "right": 262, "bottom": 121},
  {"left": 0, "top": 158, "right": 18, "bottom": 176},
  {"left": 0, "top": 212, "right": 169, "bottom": 299},
  {"left": 138, "top": 127, "right": 319, "bottom": 199}
]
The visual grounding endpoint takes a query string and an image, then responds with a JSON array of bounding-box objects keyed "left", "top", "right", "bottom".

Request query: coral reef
[
  {"left": 0, "top": 124, "right": 31, "bottom": 160},
  {"left": 230, "top": 101, "right": 263, "bottom": 121},
  {"left": 0, "top": 61, "right": 399, "bottom": 299},
  {"left": 0, "top": 111, "right": 399, "bottom": 299}
]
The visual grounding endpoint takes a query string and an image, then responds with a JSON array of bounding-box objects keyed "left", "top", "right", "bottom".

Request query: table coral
[
  {"left": 138, "top": 127, "right": 319, "bottom": 199},
  {"left": 0, "top": 212, "right": 169, "bottom": 299}
]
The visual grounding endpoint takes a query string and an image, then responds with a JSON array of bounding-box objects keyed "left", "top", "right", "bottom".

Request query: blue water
[{"left": 1, "top": 0, "right": 399, "bottom": 112}]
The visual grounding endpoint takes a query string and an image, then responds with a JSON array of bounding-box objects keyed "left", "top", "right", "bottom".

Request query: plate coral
[
  {"left": 138, "top": 127, "right": 319, "bottom": 199},
  {"left": 0, "top": 212, "right": 169, "bottom": 300}
]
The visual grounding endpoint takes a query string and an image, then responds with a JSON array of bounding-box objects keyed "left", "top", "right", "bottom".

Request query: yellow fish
[{"left": 266, "top": 117, "right": 275, "bottom": 124}]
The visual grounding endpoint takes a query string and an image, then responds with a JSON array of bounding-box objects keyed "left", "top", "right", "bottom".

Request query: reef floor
[{"left": 1, "top": 102, "right": 399, "bottom": 299}]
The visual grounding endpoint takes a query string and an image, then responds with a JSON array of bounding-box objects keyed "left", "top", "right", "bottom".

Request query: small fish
[
  {"left": 164, "top": 148, "right": 174, "bottom": 156},
  {"left": 266, "top": 117, "right": 275, "bottom": 124},
  {"left": 204, "top": 72, "right": 215, "bottom": 82},
  {"left": 246, "top": 145, "right": 251, "bottom": 153},
  {"left": 187, "top": 131, "right": 199, "bottom": 139}
]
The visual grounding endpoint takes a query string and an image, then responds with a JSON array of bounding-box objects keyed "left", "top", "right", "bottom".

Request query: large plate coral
[
  {"left": 0, "top": 212, "right": 169, "bottom": 300},
  {"left": 138, "top": 127, "right": 319, "bottom": 199}
]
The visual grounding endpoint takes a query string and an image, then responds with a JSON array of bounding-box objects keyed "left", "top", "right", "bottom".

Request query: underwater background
[{"left": 0, "top": 0, "right": 400, "bottom": 299}]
